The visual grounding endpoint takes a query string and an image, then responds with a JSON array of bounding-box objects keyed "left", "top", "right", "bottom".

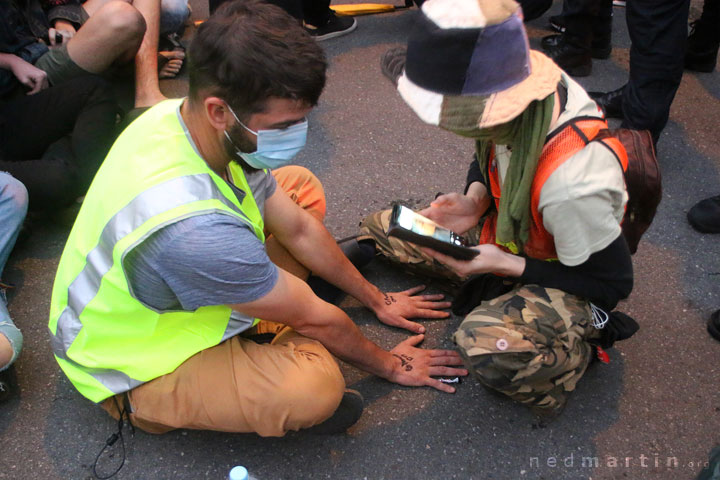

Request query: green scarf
[{"left": 445, "top": 94, "right": 555, "bottom": 254}]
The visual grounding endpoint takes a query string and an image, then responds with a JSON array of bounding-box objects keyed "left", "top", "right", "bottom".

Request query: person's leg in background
[
  {"left": 622, "top": 0, "right": 691, "bottom": 143},
  {"left": 0, "top": 76, "right": 118, "bottom": 210},
  {"left": 541, "top": 0, "right": 608, "bottom": 77},
  {"left": 159, "top": 0, "right": 190, "bottom": 35},
  {"left": 0, "top": 173, "right": 28, "bottom": 401},
  {"left": 301, "top": 0, "right": 357, "bottom": 41},
  {"left": 685, "top": 0, "right": 720, "bottom": 72},
  {"left": 128, "top": 0, "right": 166, "bottom": 107},
  {"left": 33, "top": 0, "right": 146, "bottom": 92}
]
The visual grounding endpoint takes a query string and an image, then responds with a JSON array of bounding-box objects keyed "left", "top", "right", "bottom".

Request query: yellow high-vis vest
[{"left": 48, "top": 99, "right": 264, "bottom": 403}]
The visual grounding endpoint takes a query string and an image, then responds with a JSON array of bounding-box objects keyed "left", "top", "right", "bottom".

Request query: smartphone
[{"left": 387, "top": 204, "right": 479, "bottom": 260}]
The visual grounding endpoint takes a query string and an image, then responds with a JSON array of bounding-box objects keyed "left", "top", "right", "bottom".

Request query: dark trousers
[
  {"left": 519, "top": 0, "right": 553, "bottom": 21},
  {"left": 209, "top": 0, "right": 331, "bottom": 26},
  {"left": 561, "top": 0, "right": 613, "bottom": 48},
  {"left": 622, "top": 0, "right": 691, "bottom": 142},
  {"left": 0, "top": 76, "right": 118, "bottom": 210}
]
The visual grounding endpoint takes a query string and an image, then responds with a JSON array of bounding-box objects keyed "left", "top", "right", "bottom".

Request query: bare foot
[{"left": 158, "top": 50, "right": 185, "bottom": 79}]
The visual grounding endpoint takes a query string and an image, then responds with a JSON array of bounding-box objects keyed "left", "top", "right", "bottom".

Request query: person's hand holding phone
[
  {"left": 421, "top": 243, "right": 526, "bottom": 278},
  {"left": 419, "top": 184, "right": 489, "bottom": 235}
]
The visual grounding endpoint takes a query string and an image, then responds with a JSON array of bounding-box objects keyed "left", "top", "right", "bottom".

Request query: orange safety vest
[{"left": 478, "top": 117, "right": 629, "bottom": 260}]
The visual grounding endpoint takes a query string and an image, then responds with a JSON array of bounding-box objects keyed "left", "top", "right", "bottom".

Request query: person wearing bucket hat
[{"left": 362, "top": 0, "right": 635, "bottom": 418}]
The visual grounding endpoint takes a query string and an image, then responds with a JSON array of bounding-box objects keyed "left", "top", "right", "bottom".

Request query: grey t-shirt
[{"left": 123, "top": 167, "right": 279, "bottom": 311}]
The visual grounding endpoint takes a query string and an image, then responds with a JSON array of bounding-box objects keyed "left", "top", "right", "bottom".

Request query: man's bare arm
[
  {"left": 230, "top": 269, "right": 467, "bottom": 393},
  {"left": 262, "top": 187, "right": 451, "bottom": 333}
]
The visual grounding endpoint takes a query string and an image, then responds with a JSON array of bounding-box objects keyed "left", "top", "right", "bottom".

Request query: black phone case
[{"left": 387, "top": 206, "right": 479, "bottom": 260}]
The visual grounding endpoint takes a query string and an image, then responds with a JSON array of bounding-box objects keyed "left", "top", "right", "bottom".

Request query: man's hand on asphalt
[
  {"left": 373, "top": 285, "right": 452, "bottom": 334},
  {"left": 387, "top": 335, "right": 468, "bottom": 393}
]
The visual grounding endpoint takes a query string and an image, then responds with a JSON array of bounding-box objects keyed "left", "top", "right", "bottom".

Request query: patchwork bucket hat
[{"left": 397, "top": 0, "right": 562, "bottom": 129}]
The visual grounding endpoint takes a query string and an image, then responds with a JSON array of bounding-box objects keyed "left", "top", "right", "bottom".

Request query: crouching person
[
  {"left": 48, "top": 0, "right": 467, "bottom": 436},
  {"left": 361, "top": 0, "right": 635, "bottom": 419}
]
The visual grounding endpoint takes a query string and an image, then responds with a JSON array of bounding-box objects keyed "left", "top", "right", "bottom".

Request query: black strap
[{"left": 92, "top": 395, "right": 134, "bottom": 479}]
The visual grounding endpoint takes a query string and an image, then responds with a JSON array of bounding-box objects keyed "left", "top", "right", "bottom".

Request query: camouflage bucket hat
[{"left": 397, "top": 0, "right": 562, "bottom": 130}]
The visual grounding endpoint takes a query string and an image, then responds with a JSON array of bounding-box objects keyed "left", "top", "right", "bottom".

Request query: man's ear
[{"left": 204, "top": 97, "right": 231, "bottom": 132}]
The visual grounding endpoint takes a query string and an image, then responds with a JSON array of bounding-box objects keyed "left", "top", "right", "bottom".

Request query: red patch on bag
[{"left": 596, "top": 346, "right": 610, "bottom": 364}]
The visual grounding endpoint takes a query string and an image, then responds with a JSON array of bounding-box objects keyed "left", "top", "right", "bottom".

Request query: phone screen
[{"left": 396, "top": 206, "right": 455, "bottom": 244}]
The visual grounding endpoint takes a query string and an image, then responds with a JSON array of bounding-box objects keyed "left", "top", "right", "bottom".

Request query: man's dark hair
[{"left": 188, "top": 0, "right": 327, "bottom": 116}]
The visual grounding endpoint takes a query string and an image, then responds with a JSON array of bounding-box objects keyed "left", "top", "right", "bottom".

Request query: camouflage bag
[
  {"left": 454, "top": 284, "right": 600, "bottom": 416},
  {"left": 358, "top": 208, "right": 481, "bottom": 288}
]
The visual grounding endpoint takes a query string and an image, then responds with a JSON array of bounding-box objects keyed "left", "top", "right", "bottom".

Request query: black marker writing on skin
[
  {"left": 383, "top": 293, "right": 396, "bottom": 306},
  {"left": 392, "top": 353, "right": 414, "bottom": 371}
]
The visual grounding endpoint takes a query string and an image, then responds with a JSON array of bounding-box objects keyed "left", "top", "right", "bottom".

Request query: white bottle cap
[{"left": 229, "top": 466, "right": 249, "bottom": 480}]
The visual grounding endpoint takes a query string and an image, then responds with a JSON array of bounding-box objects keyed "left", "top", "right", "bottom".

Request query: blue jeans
[
  {"left": 0, "top": 173, "right": 28, "bottom": 371},
  {"left": 160, "top": 0, "right": 190, "bottom": 35}
]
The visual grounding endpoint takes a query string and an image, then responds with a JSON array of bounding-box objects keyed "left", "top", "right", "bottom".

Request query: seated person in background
[
  {"left": 0, "top": 0, "right": 186, "bottom": 108},
  {"left": 49, "top": 0, "right": 467, "bottom": 436},
  {"left": 363, "top": 0, "right": 634, "bottom": 419},
  {"left": 0, "top": 51, "right": 119, "bottom": 209},
  {"left": 0, "top": 174, "right": 28, "bottom": 402}
]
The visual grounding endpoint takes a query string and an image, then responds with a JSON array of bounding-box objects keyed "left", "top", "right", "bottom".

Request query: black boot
[
  {"left": 588, "top": 85, "right": 625, "bottom": 119},
  {"left": 542, "top": 33, "right": 611, "bottom": 60},
  {"left": 542, "top": 33, "right": 592, "bottom": 77},
  {"left": 685, "top": 18, "right": 720, "bottom": 72},
  {"left": 687, "top": 194, "right": 720, "bottom": 233}
]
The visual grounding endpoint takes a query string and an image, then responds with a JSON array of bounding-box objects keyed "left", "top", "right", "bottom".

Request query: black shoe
[
  {"left": 380, "top": 47, "right": 407, "bottom": 86},
  {"left": 688, "top": 194, "right": 720, "bottom": 233},
  {"left": 588, "top": 86, "right": 625, "bottom": 119},
  {"left": 549, "top": 15, "right": 566, "bottom": 33},
  {"left": 0, "top": 366, "right": 17, "bottom": 404},
  {"left": 541, "top": 36, "right": 592, "bottom": 77},
  {"left": 708, "top": 310, "right": 720, "bottom": 343},
  {"left": 541, "top": 34, "right": 611, "bottom": 60},
  {"left": 307, "top": 237, "right": 376, "bottom": 304},
  {"left": 305, "top": 389, "right": 364, "bottom": 434},
  {"left": 685, "top": 20, "right": 720, "bottom": 72},
  {"left": 305, "top": 13, "right": 357, "bottom": 41}
]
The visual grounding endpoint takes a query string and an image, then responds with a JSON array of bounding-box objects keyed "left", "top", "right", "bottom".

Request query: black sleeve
[
  {"left": 517, "top": 234, "right": 633, "bottom": 311},
  {"left": 464, "top": 154, "right": 487, "bottom": 194}
]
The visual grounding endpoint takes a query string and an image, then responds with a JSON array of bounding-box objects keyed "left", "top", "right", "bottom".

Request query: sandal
[{"left": 158, "top": 33, "right": 186, "bottom": 79}]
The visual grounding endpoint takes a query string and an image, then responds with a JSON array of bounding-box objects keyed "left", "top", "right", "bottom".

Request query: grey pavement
[{"left": 1, "top": 1, "right": 720, "bottom": 479}]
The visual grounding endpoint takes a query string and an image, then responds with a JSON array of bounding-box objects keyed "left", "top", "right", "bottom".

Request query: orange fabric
[
  {"left": 102, "top": 165, "right": 346, "bottom": 436},
  {"left": 479, "top": 118, "right": 626, "bottom": 260},
  {"left": 264, "top": 166, "right": 327, "bottom": 280}
]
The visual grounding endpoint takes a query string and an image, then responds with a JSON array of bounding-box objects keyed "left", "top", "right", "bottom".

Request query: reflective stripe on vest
[
  {"left": 49, "top": 99, "right": 266, "bottom": 402},
  {"left": 50, "top": 173, "right": 255, "bottom": 394}
]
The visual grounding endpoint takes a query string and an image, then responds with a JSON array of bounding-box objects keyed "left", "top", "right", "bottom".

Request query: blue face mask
[{"left": 224, "top": 103, "right": 308, "bottom": 170}]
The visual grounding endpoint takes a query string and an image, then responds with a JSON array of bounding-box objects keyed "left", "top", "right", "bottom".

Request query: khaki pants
[{"left": 102, "top": 166, "right": 346, "bottom": 436}]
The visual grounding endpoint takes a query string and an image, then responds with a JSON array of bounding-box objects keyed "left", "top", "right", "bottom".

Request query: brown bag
[{"left": 592, "top": 128, "right": 662, "bottom": 254}]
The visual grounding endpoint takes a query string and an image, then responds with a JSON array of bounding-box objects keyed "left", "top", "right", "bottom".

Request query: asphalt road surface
[{"left": 1, "top": 1, "right": 718, "bottom": 479}]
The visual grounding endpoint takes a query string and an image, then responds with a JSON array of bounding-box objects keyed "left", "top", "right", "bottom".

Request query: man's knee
[
  {"left": 273, "top": 165, "right": 326, "bottom": 221},
  {"left": 0, "top": 175, "right": 29, "bottom": 218},
  {"left": 279, "top": 346, "right": 345, "bottom": 428},
  {"left": 99, "top": 1, "right": 147, "bottom": 42}
]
